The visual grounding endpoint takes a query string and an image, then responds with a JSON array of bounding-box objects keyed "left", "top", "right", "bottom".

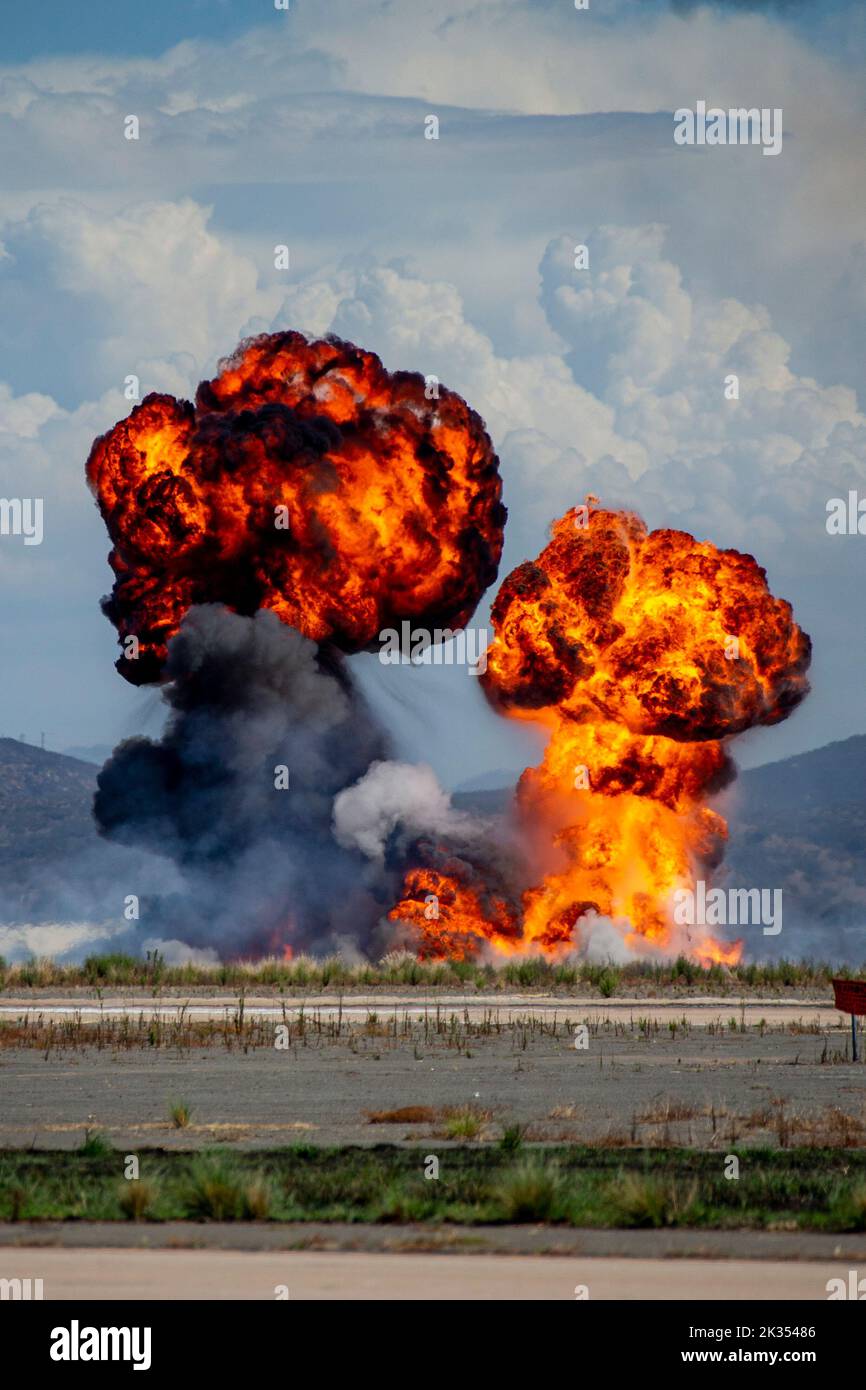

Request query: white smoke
[{"left": 333, "top": 760, "right": 481, "bottom": 863}]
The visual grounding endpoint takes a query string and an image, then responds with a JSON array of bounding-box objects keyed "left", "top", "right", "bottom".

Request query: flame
[
  {"left": 87, "top": 332, "right": 505, "bottom": 682},
  {"left": 391, "top": 504, "right": 811, "bottom": 964},
  {"left": 392, "top": 864, "right": 524, "bottom": 961}
]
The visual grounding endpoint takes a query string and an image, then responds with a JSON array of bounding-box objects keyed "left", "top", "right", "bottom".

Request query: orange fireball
[
  {"left": 391, "top": 503, "right": 811, "bottom": 963},
  {"left": 87, "top": 332, "right": 506, "bottom": 683}
]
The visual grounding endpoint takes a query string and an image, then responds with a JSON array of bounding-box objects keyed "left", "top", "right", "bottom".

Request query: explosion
[
  {"left": 87, "top": 331, "right": 505, "bottom": 683},
  {"left": 86, "top": 330, "right": 810, "bottom": 967},
  {"left": 391, "top": 504, "right": 811, "bottom": 962},
  {"left": 87, "top": 332, "right": 505, "bottom": 958}
]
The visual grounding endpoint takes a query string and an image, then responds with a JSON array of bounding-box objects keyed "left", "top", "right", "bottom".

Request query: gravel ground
[{"left": 0, "top": 992, "right": 863, "bottom": 1149}]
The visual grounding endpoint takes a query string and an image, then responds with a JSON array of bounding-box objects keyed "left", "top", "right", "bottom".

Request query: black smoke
[{"left": 94, "top": 604, "right": 398, "bottom": 956}]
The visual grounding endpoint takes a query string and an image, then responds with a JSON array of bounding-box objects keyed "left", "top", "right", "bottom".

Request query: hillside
[
  {"left": 0, "top": 739, "right": 100, "bottom": 869},
  {"left": 1, "top": 734, "right": 865, "bottom": 953},
  {"left": 0, "top": 738, "right": 153, "bottom": 922},
  {"left": 453, "top": 734, "right": 866, "bottom": 823}
]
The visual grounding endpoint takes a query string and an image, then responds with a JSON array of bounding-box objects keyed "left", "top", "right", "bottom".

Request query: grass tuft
[
  {"left": 182, "top": 1152, "right": 245, "bottom": 1221},
  {"left": 605, "top": 1171, "right": 700, "bottom": 1228},
  {"left": 492, "top": 1157, "right": 569, "bottom": 1222},
  {"left": 118, "top": 1179, "right": 160, "bottom": 1221},
  {"left": 169, "top": 1100, "right": 192, "bottom": 1130},
  {"left": 442, "top": 1105, "right": 489, "bottom": 1141},
  {"left": 79, "top": 1129, "right": 112, "bottom": 1158}
]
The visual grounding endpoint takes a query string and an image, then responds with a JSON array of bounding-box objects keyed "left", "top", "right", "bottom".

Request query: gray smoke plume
[{"left": 94, "top": 604, "right": 400, "bottom": 956}]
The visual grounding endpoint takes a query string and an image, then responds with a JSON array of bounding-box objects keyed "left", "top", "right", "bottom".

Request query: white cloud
[
  {"left": 4, "top": 199, "right": 280, "bottom": 386},
  {"left": 278, "top": 261, "right": 645, "bottom": 479},
  {"left": 0, "top": 381, "right": 59, "bottom": 437}
]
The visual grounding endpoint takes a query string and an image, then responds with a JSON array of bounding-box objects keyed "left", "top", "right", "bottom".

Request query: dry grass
[
  {"left": 117, "top": 1179, "right": 159, "bottom": 1221},
  {"left": 365, "top": 1103, "right": 495, "bottom": 1138},
  {"left": 635, "top": 1098, "right": 702, "bottom": 1125},
  {"left": 365, "top": 1106, "right": 438, "bottom": 1125},
  {"left": 733, "top": 1097, "right": 866, "bottom": 1149},
  {"left": 796, "top": 1106, "right": 866, "bottom": 1148}
]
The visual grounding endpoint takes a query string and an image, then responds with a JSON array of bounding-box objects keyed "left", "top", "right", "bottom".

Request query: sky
[{"left": 1, "top": 0, "right": 865, "bottom": 788}]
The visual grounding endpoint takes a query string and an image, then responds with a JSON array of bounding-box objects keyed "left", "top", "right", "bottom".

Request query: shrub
[
  {"left": 118, "top": 1179, "right": 159, "bottom": 1221},
  {"left": 182, "top": 1153, "right": 245, "bottom": 1221},
  {"left": 492, "top": 1158, "right": 569, "bottom": 1222}
]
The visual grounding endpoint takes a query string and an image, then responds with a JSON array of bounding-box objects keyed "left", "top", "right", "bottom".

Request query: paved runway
[{"left": 0, "top": 1247, "right": 850, "bottom": 1300}]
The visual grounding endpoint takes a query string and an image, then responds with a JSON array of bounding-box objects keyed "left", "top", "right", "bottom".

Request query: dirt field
[{"left": 0, "top": 991, "right": 862, "bottom": 1150}]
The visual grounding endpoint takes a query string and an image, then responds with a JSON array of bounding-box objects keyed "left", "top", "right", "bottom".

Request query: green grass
[
  {"left": 0, "top": 952, "right": 858, "bottom": 995},
  {"left": 182, "top": 1153, "right": 246, "bottom": 1221},
  {"left": 78, "top": 1129, "right": 113, "bottom": 1158},
  {"left": 169, "top": 1100, "right": 192, "bottom": 1130},
  {"left": 2, "top": 1145, "right": 866, "bottom": 1230},
  {"left": 492, "top": 1156, "right": 570, "bottom": 1221},
  {"left": 442, "top": 1106, "right": 489, "bottom": 1141}
]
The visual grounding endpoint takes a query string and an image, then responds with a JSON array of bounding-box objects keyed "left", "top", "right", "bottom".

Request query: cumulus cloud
[
  {"left": 267, "top": 232, "right": 866, "bottom": 567},
  {"left": 0, "top": 381, "right": 59, "bottom": 438},
  {"left": 0, "top": 200, "right": 280, "bottom": 399},
  {"left": 264, "top": 224, "right": 866, "bottom": 768},
  {"left": 535, "top": 225, "right": 866, "bottom": 556},
  {"left": 276, "top": 260, "right": 644, "bottom": 489}
]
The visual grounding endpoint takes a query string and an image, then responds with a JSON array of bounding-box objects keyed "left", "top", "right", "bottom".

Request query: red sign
[{"left": 832, "top": 979, "right": 866, "bottom": 1015}]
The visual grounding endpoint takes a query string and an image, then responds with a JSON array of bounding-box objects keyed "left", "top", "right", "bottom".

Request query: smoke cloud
[{"left": 94, "top": 605, "right": 399, "bottom": 955}]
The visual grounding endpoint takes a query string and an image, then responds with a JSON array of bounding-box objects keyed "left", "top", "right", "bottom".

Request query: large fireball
[
  {"left": 391, "top": 504, "right": 811, "bottom": 962},
  {"left": 87, "top": 332, "right": 506, "bottom": 683}
]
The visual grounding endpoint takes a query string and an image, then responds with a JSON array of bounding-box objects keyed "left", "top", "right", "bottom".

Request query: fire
[
  {"left": 87, "top": 332, "right": 506, "bottom": 683},
  {"left": 393, "top": 863, "right": 523, "bottom": 962},
  {"left": 391, "top": 504, "right": 811, "bottom": 964}
]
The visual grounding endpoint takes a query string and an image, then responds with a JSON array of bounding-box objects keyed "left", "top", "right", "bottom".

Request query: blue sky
[
  {"left": 1, "top": 0, "right": 865, "bottom": 787},
  {"left": 2, "top": 0, "right": 271, "bottom": 61},
  {"left": 4, "top": 1, "right": 862, "bottom": 64}
]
